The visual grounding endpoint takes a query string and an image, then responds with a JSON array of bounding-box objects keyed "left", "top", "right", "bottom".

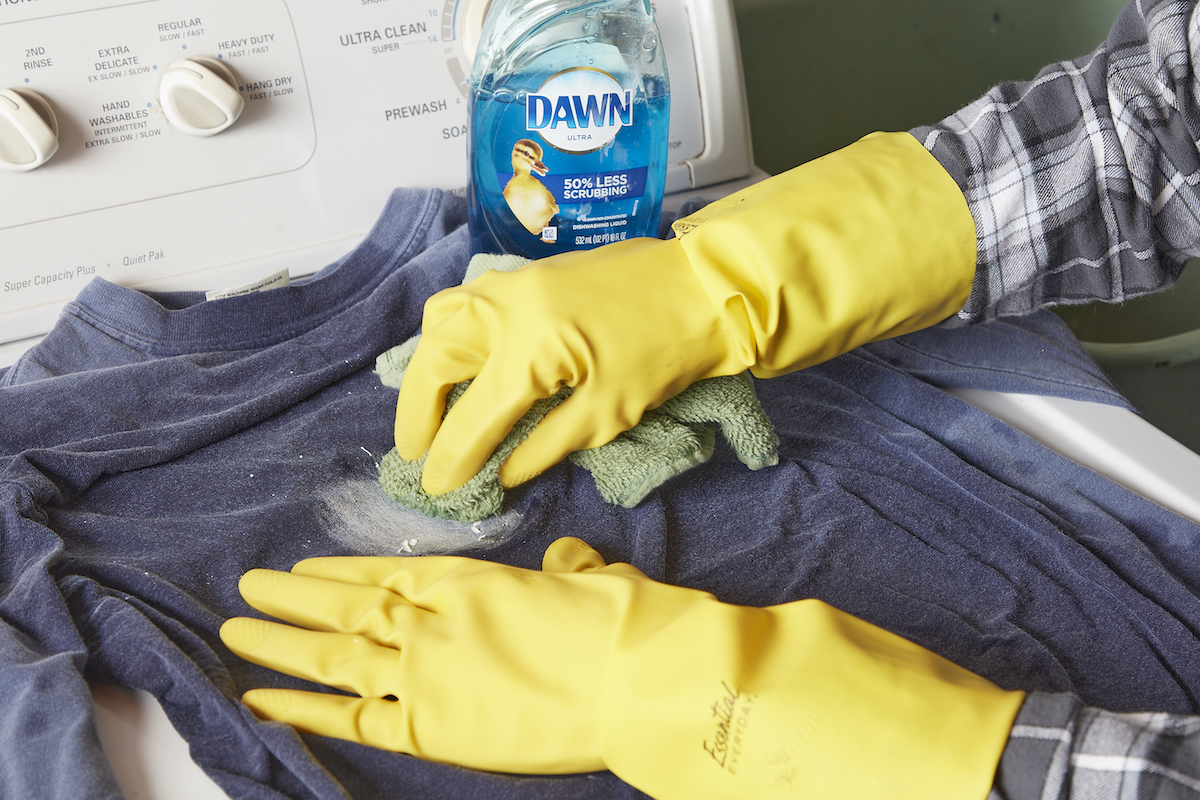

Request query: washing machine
[{"left": 4, "top": 0, "right": 1200, "bottom": 796}]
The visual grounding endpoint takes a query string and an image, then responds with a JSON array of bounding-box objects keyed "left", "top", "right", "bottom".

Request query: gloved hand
[
  {"left": 397, "top": 131, "right": 977, "bottom": 495},
  {"left": 220, "top": 537, "right": 1023, "bottom": 800}
]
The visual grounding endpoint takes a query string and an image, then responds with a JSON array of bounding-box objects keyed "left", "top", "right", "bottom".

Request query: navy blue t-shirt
[{"left": 3, "top": 188, "right": 1199, "bottom": 800}]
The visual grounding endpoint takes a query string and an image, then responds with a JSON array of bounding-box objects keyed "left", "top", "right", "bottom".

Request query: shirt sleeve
[
  {"left": 989, "top": 693, "right": 1200, "bottom": 800},
  {"left": 911, "top": 0, "right": 1200, "bottom": 324}
]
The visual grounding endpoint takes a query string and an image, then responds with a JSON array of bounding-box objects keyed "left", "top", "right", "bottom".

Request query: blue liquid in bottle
[{"left": 468, "top": 0, "right": 670, "bottom": 258}]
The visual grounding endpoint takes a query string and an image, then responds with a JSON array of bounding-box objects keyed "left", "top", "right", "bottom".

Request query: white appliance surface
[{"left": 92, "top": 683, "right": 230, "bottom": 800}]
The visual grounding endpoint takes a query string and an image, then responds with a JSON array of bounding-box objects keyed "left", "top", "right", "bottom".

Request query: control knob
[
  {"left": 159, "top": 56, "right": 245, "bottom": 136},
  {"left": 0, "top": 88, "right": 59, "bottom": 172}
]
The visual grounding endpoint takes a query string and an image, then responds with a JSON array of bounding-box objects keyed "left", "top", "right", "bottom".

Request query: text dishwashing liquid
[{"left": 467, "top": 0, "right": 670, "bottom": 257}]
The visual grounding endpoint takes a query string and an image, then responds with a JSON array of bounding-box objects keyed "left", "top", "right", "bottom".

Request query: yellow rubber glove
[
  {"left": 397, "top": 131, "right": 977, "bottom": 495},
  {"left": 220, "top": 538, "right": 1023, "bottom": 800}
]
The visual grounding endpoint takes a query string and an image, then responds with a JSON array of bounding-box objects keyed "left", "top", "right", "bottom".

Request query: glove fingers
[
  {"left": 498, "top": 392, "right": 633, "bottom": 488},
  {"left": 394, "top": 343, "right": 483, "bottom": 462},
  {"left": 288, "top": 555, "right": 543, "bottom": 616},
  {"left": 237, "top": 569, "right": 425, "bottom": 640},
  {"left": 540, "top": 537, "right": 608, "bottom": 573},
  {"left": 241, "top": 689, "right": 421, "bottom": 755},
  {"left": 420, "top": 364, "right": 549, "bottom": 495},
  {"left": 289, "top": 554, "right": 485, "bottom": 597},
  {"left": 419, "top": 282, "right": 474, "bottom": 331},
  {"left": 221, "top": 618, "right": 403, "bottom": 698},
  {"left": 289, "top": 554, "right": 425, "bottom": 584},
  {"left": 394, "top": 387, "right": 444, "bottom": 464},
  {"left": 394, "top": 286, "right": 501, "bottom": 460}
]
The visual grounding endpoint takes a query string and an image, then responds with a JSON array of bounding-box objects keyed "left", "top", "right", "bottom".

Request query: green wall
[{"left": 731, "top": 0, "right": 1129, "bottom": 175}]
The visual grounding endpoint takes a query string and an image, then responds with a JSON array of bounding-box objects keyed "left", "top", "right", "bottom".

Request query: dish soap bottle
[{"left": 467, "top": 0, "right": 670, "bottom": 257}]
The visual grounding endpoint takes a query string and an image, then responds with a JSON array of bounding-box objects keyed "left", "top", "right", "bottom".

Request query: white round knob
[
  {"left": 159, "top": 56, "right": 244, "bottom": 137},
  {"left": 0, "top": 88, "right": 59, "bottom": 172}
]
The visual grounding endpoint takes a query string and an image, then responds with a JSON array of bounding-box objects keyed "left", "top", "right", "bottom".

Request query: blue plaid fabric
[
  {"left": 995, "top": 694, "right": 1200, "bottom": 799},
  {"left": 914, "top": 0, "right": 1200, "bottom": 322}
]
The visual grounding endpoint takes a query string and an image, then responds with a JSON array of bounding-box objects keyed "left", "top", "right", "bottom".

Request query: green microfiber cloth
[{"left": 377, "top": 254, "right": 779, "bottom": 521}]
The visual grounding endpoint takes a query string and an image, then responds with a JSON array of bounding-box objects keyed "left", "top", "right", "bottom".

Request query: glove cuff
[
  {"left": 601, "top": 598, "right": 1022, "bottom": 800},
  {"left": 672, "top": 131, "right": 978, "bottom": 378}
]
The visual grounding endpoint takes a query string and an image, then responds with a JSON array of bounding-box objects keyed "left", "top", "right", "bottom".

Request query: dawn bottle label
[{"left": 469, "top": 63, "right": 668, "bottom": 257}]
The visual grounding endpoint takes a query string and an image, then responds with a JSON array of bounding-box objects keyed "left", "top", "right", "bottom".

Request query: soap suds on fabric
[{"left": 316, "top": 479, "right": 524, "bottom": 555}]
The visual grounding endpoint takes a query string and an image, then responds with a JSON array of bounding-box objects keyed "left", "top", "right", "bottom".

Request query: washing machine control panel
[
  {"left": 0, "top": 0, "right": 746, "bottom": 348},
  {"left": 4, "top": 0, "right": 312, "bottom": 222}
]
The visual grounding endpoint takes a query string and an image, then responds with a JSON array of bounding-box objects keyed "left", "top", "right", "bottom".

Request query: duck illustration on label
[{"left": 502, "top": 138, "right": 559, "bottom": 239}]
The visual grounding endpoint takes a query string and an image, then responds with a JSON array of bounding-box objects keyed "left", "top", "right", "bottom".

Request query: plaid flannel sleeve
[
  {"left": 991, "top": 693, "right": 1200, "bottom": 800},
  {"left": 911, "top": 0, "right": 1200, "bottom": 324}
]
